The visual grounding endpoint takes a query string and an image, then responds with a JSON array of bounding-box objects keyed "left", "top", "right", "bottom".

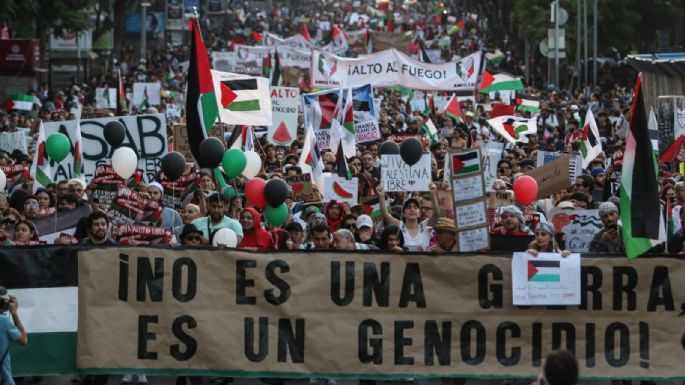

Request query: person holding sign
[
  {"left": 376, "top": 183, "right": 439, "bottom": 252},
  {"left": 526, "top": 222, "right": 571, "bottom": 257}
]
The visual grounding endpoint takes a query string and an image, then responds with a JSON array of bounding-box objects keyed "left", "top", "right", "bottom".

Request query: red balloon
[
  {"left": 245, "top": 178, "right": 267, "bottom": 208},
  {"left": 513, "top": 175, "right": 539, "bottom": 206}
]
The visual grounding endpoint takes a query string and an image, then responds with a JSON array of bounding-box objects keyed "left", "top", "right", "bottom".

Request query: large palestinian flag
[
  {"left": 212, "top": 70, "right": 272, "bottom": 126},
  {"left": 479, "top": 71, "right": 524, "bottom": 94},
  {"left": 620, "top": 75, "right": 665, "bottom": 259},
  {"left": 185, "top": 18, "right": 219, "bottom": 165}
]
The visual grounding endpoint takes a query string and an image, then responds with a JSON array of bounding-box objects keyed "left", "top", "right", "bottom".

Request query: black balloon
[
  {"left": 399, "top": 137, "right": 423, "bottom": 166},
  {"left": 104, "top": 121, "right": 126, "bottom": 148},
  {"left": 160, "top": 152, "right": 186, "bottom": 182},
  {"left": 198, "top": 137, "right": 225, "bottom": 168},
  {"left": 263, "top": 179, "right": 288, "bottom": 207},
  {"left": 379, "top": 140, "right": 400, "bottom": 155}
]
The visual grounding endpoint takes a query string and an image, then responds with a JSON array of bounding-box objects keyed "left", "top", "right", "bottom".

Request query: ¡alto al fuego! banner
[
  {"left": 310, "top": 49, "right": 481, "bottom": 91},
  {"left": 3, "top": 247, "right": 685, "bottom": 378}
]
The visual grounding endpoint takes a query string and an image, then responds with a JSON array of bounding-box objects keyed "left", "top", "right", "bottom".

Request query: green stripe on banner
[
  {"left": 227, "top": 99, "right": 260, "bottom": 111},
  {"left": 10, "top": 332, "right": 76, "bottom": 375},
  {"left": 530, "top": 274, "right": 560, "bottom": 282}
]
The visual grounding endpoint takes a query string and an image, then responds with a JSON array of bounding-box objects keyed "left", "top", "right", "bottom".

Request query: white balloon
[
  {"left": 242, "top": 150, "right": 262, "bottom": 179},
  {"left": 111, "top": 147, "right": 138, "bottom": 179},
  {"left": 0, "top": 169, "right": 6, "bottom": 191},
  {"left": 212, "top": 228, "right": 237, "bottom": 247}
]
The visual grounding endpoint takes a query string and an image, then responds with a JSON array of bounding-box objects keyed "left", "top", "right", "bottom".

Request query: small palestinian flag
[
  {"left": 138, "top": 87, "right": 150, "bottom": 111},
  {"left": 421, "top": 118, "right": 438, "bottom": 144},
  {"left": 252, "top": 30, "right": 263, "bottom": 44},
  {"left": 515, "top": 95, "right": 541, "bottom": 113},
  {"left": 579, "top": 109, "right": 602, "bottom": 168},
  {"left": 7, "top": 94, "right": 33, "bottom": 111},
  {"left": 443, "top": 95, "right": 463, "bottom": 123},
  {"left": 451, "top": 150, "right": 480, "bottom": 175},
  {"left": 487, "top": 115, "right": 537, "bottom": 143},
  {"left": 418, "top": 42, "right": 432, "bottom": 63},
  {"left": 447, "top": 21, "right": 464, "bottom": 35},
  {"left": 479, "top": 71, "right": 524, "bottom": 93},
  {"left": 335, "top": 141, "right": 351, "bottom": 180},
  {"left": 486, "top": 49, "right": 506, "bottom": 66},
  {"left": 527, "top": 260, "right": 560, "bottom": 282},
  {"left": 301, "top": 24, "right": 312, "bottom": 42},
  {"left": 270, "top": 49, "right": 283, "bottom": 87},
  {"left": 29, "top": 120, "right": 52, "bottom": 192}
]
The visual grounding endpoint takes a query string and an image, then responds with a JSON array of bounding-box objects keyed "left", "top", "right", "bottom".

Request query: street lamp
[{"left": 141, "top": 1, "right": 151, "bottom": 61}]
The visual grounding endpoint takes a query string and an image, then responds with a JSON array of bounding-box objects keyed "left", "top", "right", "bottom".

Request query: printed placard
[
  {"left": 457, "top": 226, "right": 489, "bottom": 252},
  {"left": 355, "top": 120, "right": 381, "bottom": 143},
  {"left": 286, "top": 173, "right": 316, "bottom": 202},
  {"left": 269, "top": 87, "right": 300, "bottom": 146},
  {"left": 451, "top": 174, "right": 485, "bottom": 202},
  {"left": 380, "top": 154, "right": 431, "bottom": 192},
  {"left": 450, "top": 148, "right": 482, "bottom": 176},
  {"left": 322, "top": 175, "right": 358, "bottom": 205},
  {"left": 455, "top": 201, "right": 487, "bottom": 229},
  {"left": 511, "top": 252, "right": 581, "bottom": 306}
]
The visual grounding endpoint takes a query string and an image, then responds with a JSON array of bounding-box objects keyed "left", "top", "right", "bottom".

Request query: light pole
[
  {"left": 141, "top": 2, "right": 151, "bottom": 61},
  {"left": 553, "top": 0, "right": 559, "bottom": 88},
  {"left": 592, "top": 0, "right": 598, "bottom": 91}
]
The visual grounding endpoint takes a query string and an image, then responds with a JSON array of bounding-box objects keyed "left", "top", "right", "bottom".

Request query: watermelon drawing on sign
[
  {"left": 333, "top": 181, "right": 353, "bottom": 199},
  {"left": 273, "top": 121, "right": 292, "bottom": 144}
]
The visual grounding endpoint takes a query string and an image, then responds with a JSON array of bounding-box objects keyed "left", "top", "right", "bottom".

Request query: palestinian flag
[
  {"left": 487, "top": 115, "right": 537, "bottom": 143},
  {"left": 270, "top": 49, "right": 283, "bottom": 87},
  {"left": 486, "top": 49, "right": 506, "bottom": 66},
  {"left": 332, "top": 25, "right": 348, "bottom": 51},
  {"left": 341, "top": 87, "right": 354, "bottom": 135},
  {"left": 422, "top": 118, "right": 438, "bottom": 144},
  {"left": 213, "top": 70, "right": 272, "bottom": 126},
  {"left": 301, "top": 24, "right": 312, "bottom": 42},
  {"left": 7, "top": 94, "right": 33, "bottom": 111},
  {"left": 117, "top": 68, "right": 127, "bottom": 115},
  {"left": 1, "top": 248, "right": 78, "bottom": 375},
  {"left": 73, "top": 119, "right": 83, "bottom": 178},
  {"left": 185, "top": 18, "right": 219, "bottom": 165},
  {"left": 298, "top": 123, "right": 324, "bottom": 182},
  {"left": 648, "top": 107, "right": 659, "bottom": 157},
  {"left": 418, "top": 42, "right": 432, "bottom": 63},
  {"left": 579, "top": 109, "right": 602, "bottom": 168},
  {"left": 424, "top": 93, "right": 435, "bottom": 116},
  {"left": 443, "top": 95, "right": 463, "bottom": 123},
  {"left": 515, "top": 95, "right": 541, "bottom": 113},
  {"left": 335, "top": 141, "right": 351, "bottom": 180},
  {"left": 252, "top": 30, "right": 263, "bottom": 44},
  {"left": 527, "top": 260, "right": 561, "bottom": 282},
  {"left": 451, "top": 150, "right": 480, "bottom": 175},
  {"left": 479, "top": 71, "right": 524, "bottom": 93},
  {"left": 620, "top": 75, "right": 665, "bottom": 259},
  {"left": 362, "top": 197, "right": 391, "bottom": 218},
  {"left": 138, "top": 87, "right": 150, "bottom": 111},
  {"left": 262, "top": 51, "right": 271, "bottom": 78},
  {"left": 314, "top": 92, "right": 340, "bottom": 130},
  {"left": 29, "top": 120, "right": 52, "bottom": 192},
  {"left": 447, "top": 21, "right": 464, "bottom": 35}
]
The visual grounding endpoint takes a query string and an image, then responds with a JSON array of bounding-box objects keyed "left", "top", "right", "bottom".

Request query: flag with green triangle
[{"left": 29, "top": 121, "right": 52, "bottom": 192}]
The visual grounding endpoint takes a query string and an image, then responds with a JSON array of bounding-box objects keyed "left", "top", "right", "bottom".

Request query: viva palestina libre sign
[
  {"left": 43, "top": 114, "right": 167, "bottom": 184},
  {"left": 310, "top": 49, "right": 482, "bottom": 91},
  {"left": 4, "top": 247, "right": 684, "bottom": 378}
]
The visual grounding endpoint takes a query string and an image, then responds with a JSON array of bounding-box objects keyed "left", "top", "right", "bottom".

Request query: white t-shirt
[{"left": 400, "top": 219, "right": 432, "bottom": 251}]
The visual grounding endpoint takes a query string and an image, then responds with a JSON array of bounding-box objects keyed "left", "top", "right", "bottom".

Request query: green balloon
[
  {"left": 264, "top": 203, "right": 288, "bottom": 226},
  {"left": 222, "top": 149, "right": 247, "bottom": 178},
  {"left": 45, "top": 133, "right": 71, "bottom": 162}
]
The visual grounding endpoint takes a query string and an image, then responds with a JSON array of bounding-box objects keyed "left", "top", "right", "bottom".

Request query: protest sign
[
  {"left": 113, "top": 224, "right": 172, "bottom": 245},
  {"left": 0, "top": 131, "right": 28, "bottom": 154},
  {"left": 525, "top": 156, "right": 571, "bottom": 199},
  {"left": 60, "top": 247, "right": 685, "bottom": 378},
  {"left": 452, "top": 174, "right": 484, "bottom": 202},
  {"left": 132, "top": 82, "right": 162, "bottom": 107},
  {"left": 450, "top": 148, "right": 489, "bottom": 250},
  {"left": 536, "top": 151, "right": 583, "bottom": 186},
  {"left": 212, "top": 51, "right": 236, "bottom": 72},
  {"left": 549, "top": 208, "right": 602, "bottom": 252},
  {"left": 455, "top": 201, "right": 488, "bottom": 230},
  {"left": 235, "top": 44, "right": 311, "bottom": 71},
  {"left": 0, "top": 163, "right": 29, "bottom": 194},
  {"left": 322, "top": 175, "right": 358, "bottom": 205},
  {"left": 269, "top": 87, "right": 300, "bottom": 146},
  {"left": 657, "top": 96, "right": 685, "bottom": 160},
  {"left": 286, "top": 173, "right": 315, "bottom": 202},
  {"left": 380, "top": 154, "right": 431, "bottom": 192},
  {"left": 511, "top": 252, "right": 581, "bottom": 306},
  {"left": 481, "top": 141, "right": 504, "bottom": 192},
  {"left": 44, "top": 113, "right": 168, "bottom": 183},
  {"left": 435, "top": 189, "right": 454, "bottom": 219},
  {"left": 95, "top": 88, "right": 117, "bottom": 109},
  {"left": 159, "top": 167, "right": 198, "bottom": 209},
  {"left": 310, "top": 49, "right": 481, "bottom": 91},
  {"left": 457, "top": 226, "right": 490, "bottom": 252},
  {"left": 368, "top": 31, "right": 412, "bottom": 54}
]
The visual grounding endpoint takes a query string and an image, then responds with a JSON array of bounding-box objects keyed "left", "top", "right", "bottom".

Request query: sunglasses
[
  {"left": 24, "top": 203, "right": 39, "bottom": 209},
  {"left": 184, "top": 235, "right": 202, "bottom": 242}
]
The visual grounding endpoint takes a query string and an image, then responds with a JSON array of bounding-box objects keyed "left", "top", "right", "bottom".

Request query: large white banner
[
  {"left": 43, "top": 114, "right": 168, "bottom": 184},
  {"left": 310, "top": 49, "right": 481, "bottom": 91}
]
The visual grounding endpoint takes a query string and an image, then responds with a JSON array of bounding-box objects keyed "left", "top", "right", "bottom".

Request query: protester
[
  {"left": 0, "top": 286, "right": 28, "bottom": 385},
  {"left": 589, "top": 202, "right": 624, "bottom": 253},
  {"left": 428, "top": 218, "right": 459, "bottom": 252}
]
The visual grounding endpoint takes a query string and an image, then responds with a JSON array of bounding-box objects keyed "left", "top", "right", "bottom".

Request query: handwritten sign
[
  {"left": 269, "top": 87, "right": 299, "bottom": 146},
  {"left": 322, "top": 175, "right": 358, "bottom": 205},
  {"left": 132, "top": 82, "right": 161, "bottom": 107},
  {"left": 0, "top": 131, "right": 28, "bottom": 154},
  {"left": 286, "top": 173, "right": 316, "bottom": 202},
  {"left": 455, "top": 201, "right": 487, "bottom": 229},
  {"left": 451, "top": 174, "right": 484, "bottom": 202},
  {"left": 355, "top": 120, "right": 380, "bottom": 143},
  {"left": 457, "top": 226, "right": 489, "bottom": 252},
  {"left": 380, "top": 154, "right": 431, "bottom": 192},
  {"left": 511, "top": 252, "right": 581, "bottom": 306},
  {"left": 525, "top": 156, "right": 570, "bottom": 198},
  {"left": 482, "top": 141, "right": 504, "bottom": 192}
]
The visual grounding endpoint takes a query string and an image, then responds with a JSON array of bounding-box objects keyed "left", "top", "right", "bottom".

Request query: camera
[{"left": 0, "top": 285, "right": 10, "bottom": 312}]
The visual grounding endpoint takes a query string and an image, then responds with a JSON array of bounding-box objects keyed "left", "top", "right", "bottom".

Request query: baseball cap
[{"left": 356, "top": 215, "right": 373, "bottom": 229}]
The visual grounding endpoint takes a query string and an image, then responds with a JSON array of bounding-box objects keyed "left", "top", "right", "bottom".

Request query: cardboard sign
[
  {"left": 286, "top": 173, "right": 315, "bottom": 202},
  {"left": 525, "top": 156, "right": 571, "bottom": 198},
  {"left": 455, "top": 201, "right": 488, "bottom": 230},
  {"left": 322, "top": 175, "right": 358, "bottom": 205},
  {"left": 457, "top": 226, "right": 490, "bottom": 252},
  {"left": 380, "top": 154, "right": 431, "bottom": 192},
  {"left": 0, "top": 131, "right": 28, "bottom": 154},
  {"left": 44, "top": 114, "right": 168, "bottom": 183},
  {"left": 512, "top": 252, "right": 582, "bottom": 306},
  {"left": 132, "top": 82, "right": 161, "bottom": 107},
  {"left": 481, "top": 141, "right": 504, "bottom": 192},
  {"left": 269, "top": 87, "right": 299, "bottom": 146}
]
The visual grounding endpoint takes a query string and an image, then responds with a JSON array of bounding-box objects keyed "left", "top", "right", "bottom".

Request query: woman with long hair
[
  {"left": 526, "top": 222, "right": 571, "bottom": 257},
  {"left": 13, "top": 219, "right": 40, "bottom": 244}
]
